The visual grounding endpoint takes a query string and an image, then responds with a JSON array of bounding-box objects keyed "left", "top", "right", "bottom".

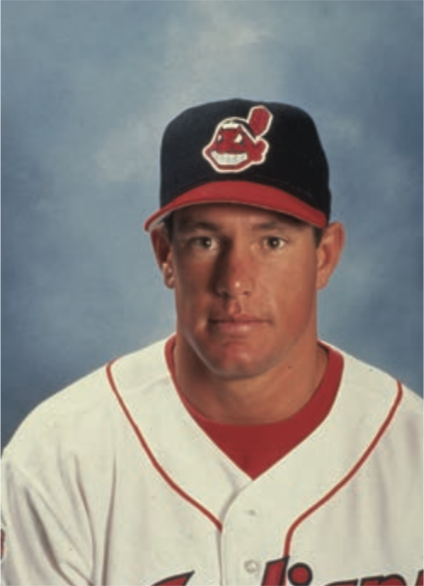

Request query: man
[{"left": 2, "top": 99, "right": 422, "bottom": 586}]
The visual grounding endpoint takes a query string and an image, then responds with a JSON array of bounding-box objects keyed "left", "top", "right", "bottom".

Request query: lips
[
  {"left": 208, "top": 315, "right": 267, "bottom": 336},
  {"left": 210, "top": 315, "right": 263, "bottom": 323}
]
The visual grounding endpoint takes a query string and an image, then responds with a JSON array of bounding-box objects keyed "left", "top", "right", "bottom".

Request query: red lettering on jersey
[
  {"left": 288, "top": 562, "right": 313, "bottom": 585},
  {"left": 152, "top": 572, "right": 194, "bottom": 586},
  {"left": 360, "top": 576, "right": 406, "bottom": 586},
  {"left": 260, "top": 557, "right": 313, "bottom": 586},
  {"left": 325, "top": 581, "right": 358, "bottom": 586},
  {"left": 152, "top": 565, "right": 422, "bottom": 586},
  {"left": 261, "top": 557, "right": 290, "bottom": 585}
]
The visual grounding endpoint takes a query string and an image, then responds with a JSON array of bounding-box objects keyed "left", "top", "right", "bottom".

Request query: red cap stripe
[{"left": 144, "top": 181, "right": 327, "bottom": 232}]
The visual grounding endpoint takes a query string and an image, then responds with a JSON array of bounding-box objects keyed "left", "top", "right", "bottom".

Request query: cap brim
[{"left": 144, "top": 181, "right": 327, "bottom": 232}]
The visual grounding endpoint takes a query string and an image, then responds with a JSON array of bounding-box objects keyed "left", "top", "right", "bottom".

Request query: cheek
[
  {"left": 175, "top": 261, "right": 209, "bottom": 291},
  {"left": 173, "top": 262, "right": 212, "bottom": 312},
  {"left": 271, "top": 259, "right": 318, "bottom": 321}
]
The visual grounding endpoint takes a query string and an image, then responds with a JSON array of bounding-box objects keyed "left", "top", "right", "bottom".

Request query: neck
[{"left": 173, "top": 335, "right": 328, "bottom": 425}]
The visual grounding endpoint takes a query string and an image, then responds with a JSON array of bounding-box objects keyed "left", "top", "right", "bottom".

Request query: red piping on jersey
[
  {"left": 280, "top": 381, "right": 404, "bottom": 585},
  {"left": 106, "top": 359, "right": 223, "bottom": 533}
]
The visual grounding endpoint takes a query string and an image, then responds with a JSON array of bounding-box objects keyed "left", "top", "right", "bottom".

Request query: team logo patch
[{"left": 202, "top": 105, "right": 273, "bottom": 173}]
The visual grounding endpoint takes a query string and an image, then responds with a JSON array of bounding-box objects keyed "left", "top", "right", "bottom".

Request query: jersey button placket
[
  {"left": 221, "top": 505, "right": 265, "bottom": 584},
  {"left": 243, "top": 513, "right": 261, "bottom": 576},
  {"left": 244, "top": 559, "right": 261, "bottom": 575}
]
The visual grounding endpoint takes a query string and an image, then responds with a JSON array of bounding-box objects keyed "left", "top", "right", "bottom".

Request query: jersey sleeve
[{"left": 1, "top": 456, "right": 93, "bottom": 585}]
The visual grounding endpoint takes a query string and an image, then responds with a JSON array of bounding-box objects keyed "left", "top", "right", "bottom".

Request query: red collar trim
[{"left": 165, "top": 336, "right": 344, "bottom": 478}]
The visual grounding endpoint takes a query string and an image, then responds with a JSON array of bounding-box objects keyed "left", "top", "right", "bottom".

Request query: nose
[{"left": 214, "top": 242, "right": 255, "bottom": 299}]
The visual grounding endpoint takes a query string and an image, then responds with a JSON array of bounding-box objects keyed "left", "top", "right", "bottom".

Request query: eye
[
  {"left": 190, "top": 236, "right": 217, "bottom": 250},
  {"left": 234, "top": 133, "right": 244, "bottom": 144},
  {"left": 264, "top": 236, "right": 286, "bottom": 250}
]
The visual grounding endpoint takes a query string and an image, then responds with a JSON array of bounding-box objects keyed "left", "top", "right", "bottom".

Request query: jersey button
[{"left": 244, "top": 559, "right": 260, "bottom": 574}]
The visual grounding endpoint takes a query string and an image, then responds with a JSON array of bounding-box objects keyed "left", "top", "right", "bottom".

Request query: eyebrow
[
  {"left": 175, "top": 220, "right": 221, "bottom": 233},
  {"left": 251, "top": 219, "right": 301, "bottom": 231}
]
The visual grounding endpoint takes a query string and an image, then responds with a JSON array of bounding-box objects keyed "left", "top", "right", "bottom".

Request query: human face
[{"left": 154, "top": 204, "right": 333, "bottom": 381}]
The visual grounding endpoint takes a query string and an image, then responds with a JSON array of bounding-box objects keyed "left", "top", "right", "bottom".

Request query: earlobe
[
  {"left": 163, "top": 264, "right": 175, "bottom": 289},
  {"left": 316, "top": 222, "right": 345, "bottom": 290},
  {"left": 150, "top": 227, "right": 175, "bottom": 289}
]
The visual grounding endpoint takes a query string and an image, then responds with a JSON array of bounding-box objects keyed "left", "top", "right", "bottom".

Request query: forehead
[{"left": 173, "top": 203, "right": 304, "bottom": 229}]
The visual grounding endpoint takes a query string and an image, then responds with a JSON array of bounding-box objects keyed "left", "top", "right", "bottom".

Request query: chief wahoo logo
[{"left": 202, "top": 105, "right": 273, "bottom": 173}]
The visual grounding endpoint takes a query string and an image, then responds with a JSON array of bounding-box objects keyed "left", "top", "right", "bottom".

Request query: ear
[
  {"left": 150, "top": 227, "right": 176, "bottom": 289},
  {"left": 316, "top": 222, "right": 345, "bottom": 290}
]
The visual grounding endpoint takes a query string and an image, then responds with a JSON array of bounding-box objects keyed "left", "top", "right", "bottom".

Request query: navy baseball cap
[{"left": 144, "top": 98, "right": 331, "bottom": 231}]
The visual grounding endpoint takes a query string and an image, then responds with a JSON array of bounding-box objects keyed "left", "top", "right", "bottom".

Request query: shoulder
[
  {"left": 337, "top": 344, "right": 421, "bottom": 401},
  {"left": 330, "top": 342, "right": 422, "bottom": 435},
  {"left": 323, "top": 344, "right": 422, "bottom": 502},
  {"left": 2, "top": 338, "right": 172, "bottom": 470}
]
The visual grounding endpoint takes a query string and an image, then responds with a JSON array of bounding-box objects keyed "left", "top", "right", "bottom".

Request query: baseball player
[{"left": 1, "top": 99, "right": 422, "bottom": 586}]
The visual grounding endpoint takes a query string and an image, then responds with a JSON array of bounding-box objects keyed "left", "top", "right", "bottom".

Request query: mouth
[
  {"left": 208, "top": 315, "right": 266, "bottom": 336},
  {"left": 210, "top": 151, "right": 248, "bottom": 166}
]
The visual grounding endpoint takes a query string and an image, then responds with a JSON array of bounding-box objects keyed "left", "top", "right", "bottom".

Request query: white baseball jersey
[{"left": 1, "top": 337, "right": 422, "bottom": 586}]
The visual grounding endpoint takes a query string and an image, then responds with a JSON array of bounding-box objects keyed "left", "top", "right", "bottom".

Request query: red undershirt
[{"left": 165, "top": 337, "right": 344, "bottom": 479}]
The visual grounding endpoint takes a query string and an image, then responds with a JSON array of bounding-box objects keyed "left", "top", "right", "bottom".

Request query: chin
[
  {"left": 186, "top": 327, "right": 282, "bottom": 379},
  {"left": 201, "top": 348, "right": 273, "bottom": 380}
]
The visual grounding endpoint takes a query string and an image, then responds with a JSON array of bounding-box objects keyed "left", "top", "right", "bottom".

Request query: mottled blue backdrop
[{"left": 2, "top": 1, "right": 422, "bottom": 445}]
